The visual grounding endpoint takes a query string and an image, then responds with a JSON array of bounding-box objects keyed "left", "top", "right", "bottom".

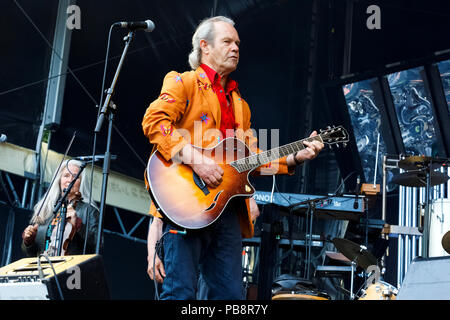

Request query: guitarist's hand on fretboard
[{"left": 287, "top": 131, "right": 325, "bottom": 167}]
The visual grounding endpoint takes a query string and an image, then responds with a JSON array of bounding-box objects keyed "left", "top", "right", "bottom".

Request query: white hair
[
  {"left": 30, "top": 159, "right": 97, "bottom": 225},
  {"left": 188, "top": 16, "right": 235, "bottom": 70}
]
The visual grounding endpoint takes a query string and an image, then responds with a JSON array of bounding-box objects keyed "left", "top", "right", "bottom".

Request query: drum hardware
[
  {"left": 397, "top": 156, "right": 448, "bottom": 171},
  {"left": 391, "top": 170, "right": 449, "bottom": 188},
  {"left": 314, "top": 265, "right": 354, "bottom": 278}
]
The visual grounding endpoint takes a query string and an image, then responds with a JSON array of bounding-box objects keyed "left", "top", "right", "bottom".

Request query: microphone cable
[
  {"left": 332, "top": 171, "right": 357, "bottom": 196},
  {"left": 152, "top": 229, "right": 186, "bottom": 300},
  {"left": 84, "top": 23, "right": 115, "bottom": 255}
]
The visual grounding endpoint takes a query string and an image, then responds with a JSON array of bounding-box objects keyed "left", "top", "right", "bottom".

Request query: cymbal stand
[
  {"left": 421, "top": 161, "right": 433, "bottom": 258},
  {"left": 350, "top": 260, "right": 356, "bottom": 300},
  {"left": 354, "top": 267, "right": 377, "bottom": 299},
  {"left": 348, "top": 245, "right": 366, "bottom": 300},
  {"left": 350, "top": 244, "right": 370, "bottom": 300},
  {"left": 381, "top": 155, "right": 400, "bottom": 274}
]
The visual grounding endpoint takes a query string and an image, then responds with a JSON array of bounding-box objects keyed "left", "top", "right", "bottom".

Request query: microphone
[
  {"left": 114, "top": 20, "right": 155, "bottom": 32},
  {"left": 353, "top": 175, "right": 361, "bottom": 209},
  {"left": 75, "top": 155, "right": 117, "bottom": 162},
  {"left": 0, "top": 134, "right": 7, "bottom": 143}
]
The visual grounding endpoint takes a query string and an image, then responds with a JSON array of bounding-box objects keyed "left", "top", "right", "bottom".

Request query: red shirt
[{"left": 200, "top": 64, "right": 237, "bottom": 139}]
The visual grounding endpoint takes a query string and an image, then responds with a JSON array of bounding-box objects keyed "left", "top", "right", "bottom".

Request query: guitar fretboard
[{"left": 231, "top": 135, "right": 323, "bottom": 173}]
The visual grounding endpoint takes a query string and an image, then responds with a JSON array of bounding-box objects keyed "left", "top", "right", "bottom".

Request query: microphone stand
[
  {"left": 94, "top": 30, "right": 135, "bottom": 254},
  {"left": 53, "top": 161, "right": 86, "bottom": 256}
]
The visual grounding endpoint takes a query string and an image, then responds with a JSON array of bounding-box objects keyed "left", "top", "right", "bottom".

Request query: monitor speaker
[
  {"left": 397, "top": 256, "right": 450, "bottom": 300},
  {"left": 0, "top": 254, "right": 109, "bottom": 300}
]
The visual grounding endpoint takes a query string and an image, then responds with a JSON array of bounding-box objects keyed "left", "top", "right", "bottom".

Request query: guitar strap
[{"left": 232, "top": 90, "right": 244, "bottom": 141}]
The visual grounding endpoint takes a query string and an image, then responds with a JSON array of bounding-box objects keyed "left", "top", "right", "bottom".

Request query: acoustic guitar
[{"left": 146, "top": 126, "right": 349, "bottom": 229}]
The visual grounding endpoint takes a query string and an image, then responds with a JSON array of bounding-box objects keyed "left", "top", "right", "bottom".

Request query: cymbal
[
  {"left": 442, "top": 231, "right": 450, "bottom": 255},
  {"left": 398, "top": 156, "right": 448, "bottom": 171},
  {"left": 332, "top": 238, "right": 377, "bottom": 270},
  {"left": 391, "top": 171, "right": 449, "bottom": 187}
]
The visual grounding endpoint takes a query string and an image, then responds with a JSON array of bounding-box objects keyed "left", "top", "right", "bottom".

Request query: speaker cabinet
[
  {"left": 0, "top": 254, "right": 110, "bottom": 300},
  {"left": 397, "top": 256, "right": 450, "bottom": 300}
]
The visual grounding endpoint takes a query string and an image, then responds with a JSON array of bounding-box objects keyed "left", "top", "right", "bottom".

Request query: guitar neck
[{"left": 231, "top": 135, "right": 324, "bottom": 173}]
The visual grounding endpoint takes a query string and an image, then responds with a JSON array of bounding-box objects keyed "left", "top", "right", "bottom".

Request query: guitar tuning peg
[
  {"left": 343, "top": 142, "right": 347, "bottom": 147},
  {"left": 336, "top": 144, "right": 340, "bottom": 148},
  {"left": 327, "top": 126, "right": 331, "bottom": 130}
]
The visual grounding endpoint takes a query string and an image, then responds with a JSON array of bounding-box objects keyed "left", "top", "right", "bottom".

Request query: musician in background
[
  {"left": 142, "top": 16, "right": 324, "bottom": 299},
  {"left": 21, "top": 159, "right": 100, "bottom": 257}
]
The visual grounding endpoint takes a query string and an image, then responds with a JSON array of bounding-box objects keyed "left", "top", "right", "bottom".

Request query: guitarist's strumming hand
[{"left": 179, "top": 144, "right": 224, "bottom": 188}]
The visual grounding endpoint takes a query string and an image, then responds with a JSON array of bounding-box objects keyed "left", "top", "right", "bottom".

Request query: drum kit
[
  {"left": 327, "top": 155, "right": 448, "bottom": 300},
  {"left": 269, "top": 237, "right": 396, "bottom": 300},
  {"left": 267, "top": 155, "right": 449, "bottom": 301},
  {"left": 346, "top": 155, "right": 448, "bottom": 300}
]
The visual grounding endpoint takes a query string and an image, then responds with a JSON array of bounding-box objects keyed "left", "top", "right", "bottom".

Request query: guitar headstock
[{"left": 319, "top": 126, "right": 349, "bottom": 148}]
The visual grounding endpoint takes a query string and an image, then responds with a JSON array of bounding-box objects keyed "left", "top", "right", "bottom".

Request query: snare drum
[
  {"left": 359, "top": 281, "right": 398, "bottom": 300},
  {"left": 429, "top": 199, "right": 450, "bottom": 257}
]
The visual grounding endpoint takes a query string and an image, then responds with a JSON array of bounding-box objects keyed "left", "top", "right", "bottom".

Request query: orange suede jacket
[{"left": 142, "top": 66, "right": 294, "bottom": 238}]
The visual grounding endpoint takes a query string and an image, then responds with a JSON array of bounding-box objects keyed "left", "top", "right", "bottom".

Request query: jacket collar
[{"left": 195, "top": 66, "right": 244, "bottom": 139}]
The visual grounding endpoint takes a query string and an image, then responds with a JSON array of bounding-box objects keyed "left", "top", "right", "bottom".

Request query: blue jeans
[{"left": 160, "top": 206, "right": 243, "bottom": 300}]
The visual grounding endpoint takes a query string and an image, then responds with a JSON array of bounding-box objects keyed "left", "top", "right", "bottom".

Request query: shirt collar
[{"left": 200, "top": 63, "right": 238, "bottom": 94}]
